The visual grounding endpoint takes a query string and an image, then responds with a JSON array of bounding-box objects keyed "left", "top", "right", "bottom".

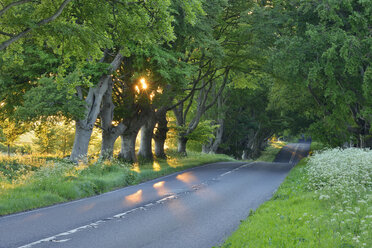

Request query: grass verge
[
  {"left": 0, "top": 151, "right": 234, "bottom": 216},
  {"left": 219, "top": 149, "right": 372, "bottom": 248}
]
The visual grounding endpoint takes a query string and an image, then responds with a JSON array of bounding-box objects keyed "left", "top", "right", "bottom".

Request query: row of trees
[{"left": 1, "top": 0, "right": 371, "bottom": 162}]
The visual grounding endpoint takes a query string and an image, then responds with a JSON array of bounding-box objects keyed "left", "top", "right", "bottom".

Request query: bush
[{"left": 306, "top": 148, "right": 372, "bottom": 246}]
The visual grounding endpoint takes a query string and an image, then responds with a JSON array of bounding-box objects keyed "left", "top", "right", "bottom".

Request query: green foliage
[
  {"left": 0, "top": 143, "right": 31, "bottom": 155},
  {"left": 0, "top": 128, "right": 4, "bottom": 143},
  {"left": 33, "top": 122, "right": 59, "bottom": 154},
  {"left": 220, "top": 85, "right": 282, "bottom": 158},
  {"left": 0, "top": 154, "right": 56, "bottom": 182},
  {"left": 16, "top": 77, "right": 86, "bottom": 121},
  {"left": 0, "top": 0, "right": 182, "bottom": 124},
  {"left": 265, "top": 0, "right": 372, "bottom": 147},
  {"left": 55, "top": 122, "right": 75, "bottom": 157},
  {"left": 176, "top": 120, "right": 219, "bottom": 143},
  {"left": 0, "top": 119, "right": 28, "bottom": 149},
  {"left": 0, "top": 44, "right": 61, "bottom": 119},
  {"left": 310, "top": 141, "right": 329, "bottom": 154},
  {"left": 31, "top": 120, "right": 76, "bottom": 155}
]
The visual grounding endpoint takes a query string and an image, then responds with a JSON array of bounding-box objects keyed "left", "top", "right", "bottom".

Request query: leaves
[{"left": 16, "top": 77, "right": 86, "bottom": 121}]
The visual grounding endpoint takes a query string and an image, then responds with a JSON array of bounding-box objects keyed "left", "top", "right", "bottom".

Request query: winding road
[{"left": 0, "top": 142, "right": 310, "bottom": 248}]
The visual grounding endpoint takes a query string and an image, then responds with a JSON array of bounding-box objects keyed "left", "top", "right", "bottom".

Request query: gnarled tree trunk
[
  {"left": 70, "top": 52, "right": 123, "bottom": 162},
  {"left": 118, "top": 109, "right": 149, "bottom": 162},
  {"left": 99, "top": 79, "right": 126, "bottom": 159},
  {"left": 137, "top": 114, "right": 156, "bottom": 160},
  {"left": 70, "top": 122, "right": 93, "bottom": 162},
  {"left": 177, "top": 137, "right": 188, "bottom": 154},
  {"left": 202, "top": 119, "right": 224, "bottom": 154},
  {"left": 173, "top": 68, "right": 229, "bottom": 155},
  {"left": 119, "top": 130, "right": 139, "bottom": 162}
]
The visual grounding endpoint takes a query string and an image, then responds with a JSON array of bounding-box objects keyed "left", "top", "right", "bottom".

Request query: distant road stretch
[{"left": 0, "top": 142, "right": 310, "bottom": 248}]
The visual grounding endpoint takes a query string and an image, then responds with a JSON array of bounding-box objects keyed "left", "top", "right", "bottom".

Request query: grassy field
[
  {"left": 0, "top": 150, "right": 234, "bottom": 216},
  {"left": 219, "top": 148, "right": 372, "bottom": 248}
]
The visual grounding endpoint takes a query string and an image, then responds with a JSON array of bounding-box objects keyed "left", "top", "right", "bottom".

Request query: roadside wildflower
[{"left": 305, "top": 148, "right": 372, "bottom": 247}]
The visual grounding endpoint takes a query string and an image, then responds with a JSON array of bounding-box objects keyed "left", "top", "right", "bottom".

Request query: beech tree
[
  {"left": 266, "top": 0, "right": 372, "bottom": 147},
  {"left": 96, "top": 0, "right": 204, "bottom": 162},
  {"left": 170, "top": 0, "right": 246, "bottom": 154},
  {"left": 1, "top": 0, "right": 181, "bottom": 161}
]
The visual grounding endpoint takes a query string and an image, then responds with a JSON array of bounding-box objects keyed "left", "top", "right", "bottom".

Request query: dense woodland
[{"left": 0, "top": 0, "right": 371, "bottom": 162}]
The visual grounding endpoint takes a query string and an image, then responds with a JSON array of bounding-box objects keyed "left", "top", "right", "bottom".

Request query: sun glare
[
  {"left": 132, "top": 163, "right": 141, "bottom": 173},
  {"left": 135, "top": 85, "right": 140, "bottom": 94},
  {"left": 140, "top": 78, "right": 148, "bottom": 90},
  {"left": 153, "top": 161, "right": 161, "bottom": 171}
]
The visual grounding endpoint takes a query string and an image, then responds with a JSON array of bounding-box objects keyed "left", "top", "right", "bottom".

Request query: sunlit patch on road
[
  {"left": 153, "top": 181, "right": 165, "bottom": 188},
  {"left": 79, "top": 203, "right": 96, "bottom": 213},
  {"left": 176, "top": 172, "right": 197, "bottom": 185},
  {"left": 125, "top": 190, "right": 143, "bottom": 205},
  {"left": 153, "top": 181, "right": 169, "bottom": 196}
]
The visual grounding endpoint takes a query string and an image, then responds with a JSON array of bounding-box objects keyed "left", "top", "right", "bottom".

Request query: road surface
[{"left": 0, "top": 142, "right": 310, "bottom": 248}]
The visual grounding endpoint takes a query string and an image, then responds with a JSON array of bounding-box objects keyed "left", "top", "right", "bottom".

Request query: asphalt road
[{"left": 0, "top": 142, "right": 310, "bottom": 248}]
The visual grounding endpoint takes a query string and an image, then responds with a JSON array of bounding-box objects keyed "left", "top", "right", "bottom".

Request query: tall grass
[
  {"left": 220, "top": 148, "right": 372, "bottom": 248},
  {"left": 0, "top": 151, "right": 234, "bottom": 215}
]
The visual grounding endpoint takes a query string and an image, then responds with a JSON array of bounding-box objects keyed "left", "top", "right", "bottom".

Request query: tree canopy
[{"left": 1, "top": 0, "right": 371, "bottom": 161}]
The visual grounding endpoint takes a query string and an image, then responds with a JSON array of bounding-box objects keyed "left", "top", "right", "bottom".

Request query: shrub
[{"left": 306, "top": 148, "right": 372, "bottom": 246}]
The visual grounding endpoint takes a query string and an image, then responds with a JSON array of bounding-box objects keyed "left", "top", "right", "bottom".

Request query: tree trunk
[
  {"left": 7, "top": 144, "right": 10, "bottom": 157},
  {"left": 173, "top": 104, "right": 188, "bottom": 155},
  {"left": 366, "top": 135, "right": 372, "bottom": 148},
  {"left": 118, "top": 111, "right": 148, "bottom": 162},
  {"left": 101, "top": 123, "right": 126, "bottom": 159},
  {"left": 172, "top": 69, "right": 229, "bottom": 156},
  {"left": 202, "top": 144, "right": 211, "bottom": 154},
  {"left": 99, "top": 78, "right": 126, "bottom": 159},
  {"left": 202, "top": 119, "right": 224, "bottom": 154},
  {"left": 177, "top": 137, "right": 188, "bottom": 154},
  {"left": 70, "top": 52, "right": 123, "bottom": 162},
  {"left": 115, "top": 101, "right": 149, "bottom": 163},
  {"left": 241, "top": 150, "right": 248, "bottom": 160},
  {"left": 70, "top": 121, "right": 93, "bottom": 162},
  {"left": 137, "top": 115, "right": 156, "bottom": 160},
  {"left": 154, "top": 111, "right": 168, "bottom": 158},
  {"left": 155, "top": 137, "right": 166, "bottom": 158},
  {"left": 101, "top": 130, "right": 119, "bottom": 159},
  {"left": 119, "top": 131, "right": 139, "bottom": 162}
]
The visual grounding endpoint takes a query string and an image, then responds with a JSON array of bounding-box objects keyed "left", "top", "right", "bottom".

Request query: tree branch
[
  {"left": 204, "top": 69, "right": 230, "bottom": 111},
  {"left": 183, "top": 90, "right": 195, "bottom": 122},
  {"left": 0, "top": 0, "right": 33, "bottom": 17},
  {"left": 0, "top": 30, "right": 14, "bottom": 37},
  {"left": 0, "top": 0, "right": 72, "bottom": 51}
]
